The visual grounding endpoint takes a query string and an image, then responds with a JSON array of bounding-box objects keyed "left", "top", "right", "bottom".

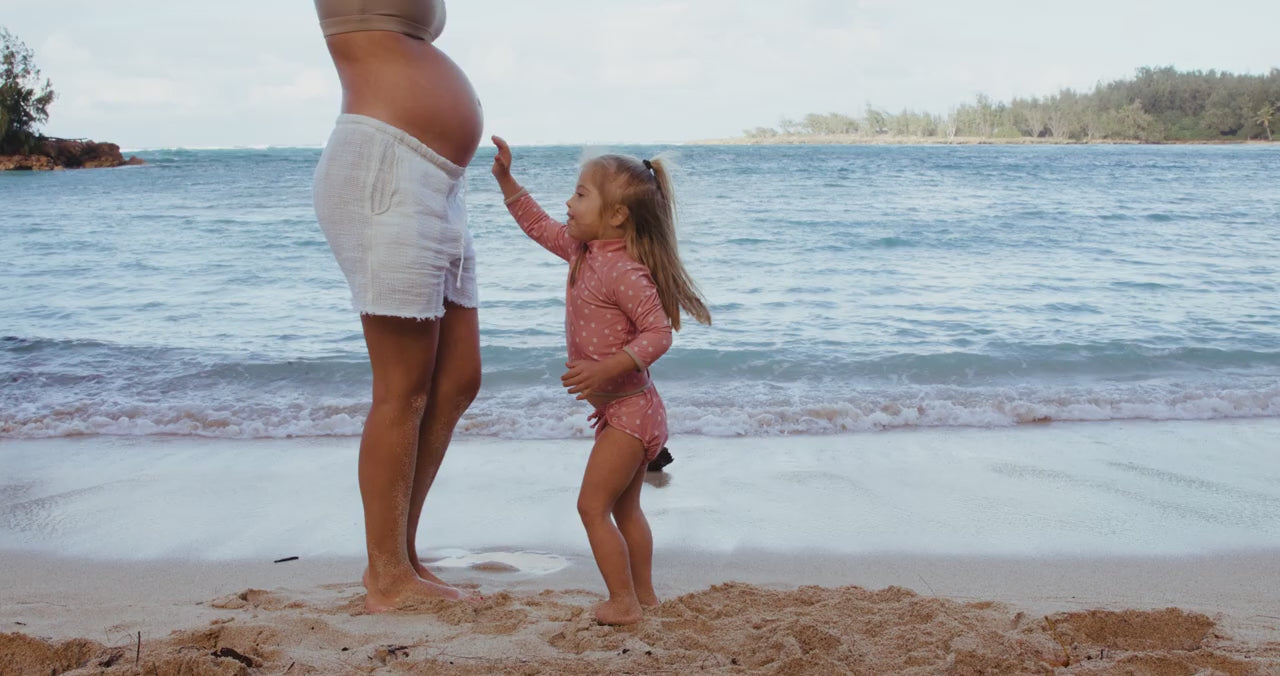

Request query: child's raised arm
[
  {"left": 490, "top": 135, "right": 524, "bottom": 202},
  {"left": 492, "top": 135, "right": 578, "bottom": 261}
]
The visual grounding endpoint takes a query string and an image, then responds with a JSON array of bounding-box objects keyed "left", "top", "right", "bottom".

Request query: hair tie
[{"left": 642, "top": 159, "right": 653, "bottom": 171}]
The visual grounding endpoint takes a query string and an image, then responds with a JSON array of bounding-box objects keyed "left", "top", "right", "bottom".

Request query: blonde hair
[{"left": 579, "top": 153, "right": 711, "bottom": 331}]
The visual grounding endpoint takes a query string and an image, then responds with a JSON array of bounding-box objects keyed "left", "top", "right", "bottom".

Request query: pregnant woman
[{"left": 311, "top": 0, "right": 483, "bottom": 611}]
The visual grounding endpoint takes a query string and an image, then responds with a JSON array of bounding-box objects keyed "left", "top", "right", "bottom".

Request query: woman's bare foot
[
  {"left": 364, "top": 565, "right": 456, "bottom": 589},
  {"left": 412, "top": 560, "right": 452, "bottom": 587},
  {"left": 366, "top": 562, "right": 454, "bottom": 589},
  {"left": 362, "top": 569, "right": 467, "bottom": 612},
  {"left": 592, "top": 598, "right": 644, "bottom": 625}
]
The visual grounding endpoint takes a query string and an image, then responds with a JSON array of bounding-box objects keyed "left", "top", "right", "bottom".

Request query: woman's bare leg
[
  {"left": 358, "top": 313, "right": 465, "bottom": 611},
  {"left": 612, "top": 463, "right": 656, "bottom": 607},
  {"left": 405, "top": 302, "right": 481, "bottom": 584},
  {"left": 578, "top": 426, "right": 647, "bottom": 625}
]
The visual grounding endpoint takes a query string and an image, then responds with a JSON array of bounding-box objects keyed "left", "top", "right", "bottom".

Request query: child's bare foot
[
  {"left": 635, "top": 584, "right": 659, "bottom": 608},
  {"left": 592, "top": 599, "right": 644, "bottom": 625},
  {"left": 362, "top": 569, "right": 468, "bottom": 612}
]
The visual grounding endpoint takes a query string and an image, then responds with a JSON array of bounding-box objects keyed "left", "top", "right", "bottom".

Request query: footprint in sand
[{"left": 209, "top": 588, "right": 299, "bottom": 611}]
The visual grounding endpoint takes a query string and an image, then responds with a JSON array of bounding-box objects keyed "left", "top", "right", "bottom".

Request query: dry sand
[
  {"left": 3, "top": 552, "right": 1279, "bottom": 675},
  {"left": 4, "top": 586, "right": 1276, "bottom": 675}
]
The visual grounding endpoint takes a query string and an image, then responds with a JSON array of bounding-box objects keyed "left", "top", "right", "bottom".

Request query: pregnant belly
[{"left": 330, "top": 34, "right": 483, "bottom": 167}]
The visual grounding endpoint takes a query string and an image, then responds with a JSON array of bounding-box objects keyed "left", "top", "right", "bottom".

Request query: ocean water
[{"left": 2, "top": 144, "right": 1278, "bottom": 440}]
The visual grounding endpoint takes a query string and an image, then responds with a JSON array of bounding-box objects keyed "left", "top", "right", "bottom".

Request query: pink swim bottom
[{"left": 591, "top": 388, "right": 668, "bottom": 465}]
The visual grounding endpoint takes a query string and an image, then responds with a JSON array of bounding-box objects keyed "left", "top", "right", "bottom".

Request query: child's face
[{"left": 565, "top": 168, "right": 623, "bottom": 242}]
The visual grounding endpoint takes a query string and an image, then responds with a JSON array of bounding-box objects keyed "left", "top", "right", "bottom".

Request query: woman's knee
[
  {"left": 428, "top": 366, "right": 481, "bottom": 419},
  {"left": 371, "top": 386, "right": 431, "bottom": 420},
  {"left": 435, "top": 305, "right": 481, "bottom": 407},
  {"left": 451, "top": 364, "right": 482, "bottom": 407}
]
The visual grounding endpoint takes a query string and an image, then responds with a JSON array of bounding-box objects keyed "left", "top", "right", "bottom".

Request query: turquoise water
[{"left": 2, "top": 144, "right": 1278, "bottom": 439}]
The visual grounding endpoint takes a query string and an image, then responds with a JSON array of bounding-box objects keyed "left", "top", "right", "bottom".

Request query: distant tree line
[{"left": 747, "top": 67, "right": 1278, "bottom": 143}]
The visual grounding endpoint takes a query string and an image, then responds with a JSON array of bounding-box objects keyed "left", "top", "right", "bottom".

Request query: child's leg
[
  {"left": 578, "top": 426, "right": 647, "bottom": 625},
  {"left": 612, "top": 463, "right": 657, "bottom": 607}
]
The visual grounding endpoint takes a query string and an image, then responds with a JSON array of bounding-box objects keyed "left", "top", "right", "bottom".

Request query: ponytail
[{"left": 615, "top": 154, "right": 710, "bottom": 330}]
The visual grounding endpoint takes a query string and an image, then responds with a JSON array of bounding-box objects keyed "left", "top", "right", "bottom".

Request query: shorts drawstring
[
  {"left": 456, "top": 233, "right": 465, "bottom": 287},
  {"left": 455, "top": 180, "right": 466, "bottom": 288}
]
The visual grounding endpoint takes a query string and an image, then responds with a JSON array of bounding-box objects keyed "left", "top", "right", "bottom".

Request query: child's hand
[
  {"left": 491, "top": 135, "right": 513, "bottom": 179},
  {"left": 562, "top": 359, "right": 611, "bottom": 400}
]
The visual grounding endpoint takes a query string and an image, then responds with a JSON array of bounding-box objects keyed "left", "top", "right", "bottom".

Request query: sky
[{"left": 2, "top": 0, "right": 1277, "bottom": 149}]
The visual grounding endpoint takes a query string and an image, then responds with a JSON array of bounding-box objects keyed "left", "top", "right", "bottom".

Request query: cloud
[
  {"left": 248, "top": 68, "right": 336, "bottom": 105},
  {"left": 37, "top": 32, "right": 93, "bottom": 66},
  {"left": 595, "top": 56, "right": 704, "bottom": 89},
  {"left": 471, "top": 44, "right": 519, "bottom": 81},
  {"left": 814, "top": 26, "right": 883, "bottom": 53},
  {"left": 78, "top": 76, "right": 201, "bottom": 108}
]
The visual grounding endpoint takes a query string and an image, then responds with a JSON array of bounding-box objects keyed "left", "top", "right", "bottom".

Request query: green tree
[
  {"left": 949, "top": 104, "right": 982, "bottom": 136},
  {"left": 973, "top": 93, "right": 997, "bottom": 136},
  {"left": 1104, "top": 99, "right": 1163, "bottom": 142},
  {"left": 943, "top": 108, "right": 959, "bottom": 139},
  {"left": 1080, "top": 102, "right": 1106, "bottom": 141},
  {"left": 864, "top": 104, "right": 889, "bottom": 134},
  {"left": 1, "top": 27, "right": 56, "bottom": 154},
  {"left": 1256, "top": 103, "right": 1275, "bottom": 141},
  {"left": 801, "top": 112, "right": 859, "bottom": 135},
  {"left": 1202, "top": 81, "right": 1247, "bottom": 136}
]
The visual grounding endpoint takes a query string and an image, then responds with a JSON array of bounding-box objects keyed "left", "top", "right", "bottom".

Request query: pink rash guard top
[{"left": 507, "top": 194, "right": 673, "bottom": 395}]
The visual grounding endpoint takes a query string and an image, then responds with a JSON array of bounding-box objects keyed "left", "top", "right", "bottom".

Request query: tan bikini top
[{"left": 314, "top": 0, "right": 446, "bottom": 42}]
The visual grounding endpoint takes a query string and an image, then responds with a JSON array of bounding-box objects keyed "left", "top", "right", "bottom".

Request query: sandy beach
[{"left": 4, "top": 420, "right": 1280, "bottom": 674}]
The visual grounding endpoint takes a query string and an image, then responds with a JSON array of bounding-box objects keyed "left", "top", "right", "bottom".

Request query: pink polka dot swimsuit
[{"left": 508, "top": 194, "right": 672, "bottom": 463}]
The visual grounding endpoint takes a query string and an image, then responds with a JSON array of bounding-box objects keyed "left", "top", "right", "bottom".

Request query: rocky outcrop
[
  {"left": 0, "top": 154, "right": 57, "bottom": 170},
  {"left": 0, "top": 137, "right": 144, "bottom": 171}
]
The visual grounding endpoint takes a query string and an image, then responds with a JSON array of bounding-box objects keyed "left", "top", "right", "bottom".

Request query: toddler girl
[{"left": 491, "top": 136, "right": 710, "bottom": 624}]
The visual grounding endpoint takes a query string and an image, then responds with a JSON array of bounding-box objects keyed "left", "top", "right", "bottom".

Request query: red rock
[{"left": 0, "top": 137, "right": 145, "bottom": 170}]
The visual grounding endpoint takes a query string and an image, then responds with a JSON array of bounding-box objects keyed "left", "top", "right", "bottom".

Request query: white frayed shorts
[{"left": 313, "top": 114, "right": 477, "bottom": 319}]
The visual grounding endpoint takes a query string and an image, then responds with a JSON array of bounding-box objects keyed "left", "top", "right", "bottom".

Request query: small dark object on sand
[
  {"left": 646, "top": 447, "right": 674, "bottom": 472},
  {"left": 212, "top": 647, "right": 255, "bottom": 668},
  {"left": 274, "top": 556, "right": 299, "bottom": 563}
]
